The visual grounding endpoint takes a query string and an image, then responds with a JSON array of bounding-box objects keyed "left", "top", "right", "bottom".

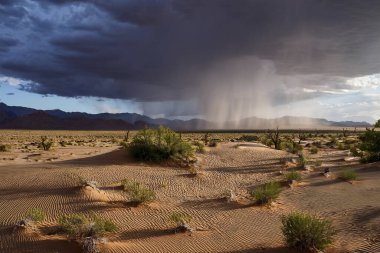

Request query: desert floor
[{"left": 0, "top": 131, "right": 379, "bottom": 253}]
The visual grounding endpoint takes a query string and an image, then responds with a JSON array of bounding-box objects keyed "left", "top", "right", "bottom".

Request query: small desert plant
[
  {"left": 314, "top": 160, "right": 323, "bottom": 167},
  {"left": 337, "top": 143, "right": 345, "bottom": 150},
  {"left": 310, "top": 146, "right": 319, "bottom": 154},
  {"left": 340, "top": 169, "right": 358, "bottom": 181},
  {"left": 122, "top": 181, "right": 156, "bottom": 203},
  {"left": 281, "top": 141, "right": 303, "bottom": 154},
  {"left": 0, "top": 144, "right": 11, "bottom": 152},
  {"left": 281, "top": 212, "right": 336, "bottom": 251},
  {"left": 59, "top": 213, "right": 116, "bottom": 239},
  {"left": 119, "top": 141, "right": 128, "bottom": 149},
  {"left": 250, "top": 181, "right": 281, "bottom": 204},
  {"left": 40, "top": 136, "right": 53, "bottom": 151},
  {"left": 208, "top": 139, "right": 219, "bottom": 147},
  {"left": 221, "top": 189, "right": 237, "bottom": 202},
  {"left": 192, "top": 141, "right": 206, "bottom": 153},
  {"left": 284, "top": 171, "right": 302, "bottom": 182},
  {"left": 79, "top": 177, "right": 99, "bottom": 189},
  {"left": 238, "top": 135, "right": 259, "bottom": 142},
  {"left": 24, "top": 208, "right": 46, "bottom": 222},
  {"left": 16, "top": 208, "right": 46, "bottom": 229},
  {"left": 170, "top": 212, "right": 193, "bottom": 233},
  {"left": 297, "top": 157, "right": 308, "bottom": 169}
]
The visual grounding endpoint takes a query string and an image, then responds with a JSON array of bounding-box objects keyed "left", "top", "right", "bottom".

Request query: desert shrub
[
  {"left": 128, "top": 126, "right": 194, "bottom": 163},
  {"left": 0, "top": 144, "right": 11, "bottom": 152},
  {"left": 340, "top": 170, "right": 358, "bottom": 181},
  {"left": 297, "top": 157, "right": 308, "bottom": 169},
  {"left": 170, "top": 212, "right": 192, "bottom": 227},
  {"left": 375, "top": 119, "right": 380, "bottom": 128},
  {"left": 170, "top": 212, "right": 193, "bottom": 233},
  {"left": 360, "top": 152, "right": 380, "bottom": 163},
  {"left": 359, "top": 128, "right": 380, "bottom": 163},
  {"left": 314, "top": 160, "right": 323, "bottom": 167},
  {"left": 337, "top": 143, "right": 345, "bottom": 150},
  {"left": 349, "top": 145, "right": 360, "bottom": 156},
  {"left": 310, "top": 146, "right": 319, "bottom": 154},
  {"left": 344, "top": 138, "right": 357, "bottom": 145},
  {"left": 284, "top": 171, "right": 302, "bottom": 182},
  {"left": 281, "top": 141, "right": 303, "bottom": 154},
  {"left": 208, "top": 139, "right": 218, "bottom": 147},
  {"left": 250, "top": 181, "right": 281, "bottom": 204},
  {"left": 119, "top": 141, "right": 128, "bottom": 149},
  {"left": 192, "top": 141, "right": 206, "bottom": 153},
  {"left": 281, "top": 212, "right": 336, "bottom": 251},
  {"left": 312, "top": 141, "right": 322, "bottom": 148},
  {"left": 39, "top": 136, "right": 53, "bottom": 151},
  {"left": 238, "top": 135, "right": 259, "bottom": 142},
  {"left": 59, "top": 213, "right": 116, "bottom": 239},
  {"left": 24, "top": 208, "right": 46, "bottom": 222},
  {"left": 122, "top": 181, "right": 156, "bottom": 203}
]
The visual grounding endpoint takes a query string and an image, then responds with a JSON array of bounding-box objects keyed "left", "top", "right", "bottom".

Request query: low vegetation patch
[
  {"left": 340, "top": 169, "right": 358, "bottom": 181},
  {"left": 59, "top": 213, "right": 117, "bottom": 253},
  {"left": 359, "top": 128, "right": 380, "bottom": 163},
  {"left": 192, "top": 141, "right": 206, "bottom": 153},
  {"left": 310, "top": 146, "right": 319, "bottom": 154},
  {"left": 121, "top": 180, "right": 156, "bottom": 204},
  {"left": 237, "top": 135, "right": 259, "bottom": 142},
  {"left": 16, "top": 208, "right": 46, "bottom": 229},
  {"left": 281, "top": 141, "right": 303, "bottom": 154},
  {"left": 282, "top": 212, "right": 336, "bottom": 251},
  {"left": 297, "top": 157, "right": 308, "bottom": 169},
  {"left": 128, "top": 126, "right": 194, "bottom": 164},
  {"left": 250, "top": 181, "right": 281, "bottom": 205},
  {"left": 170, "top": 212, "right": 193, "bottom": 233},
  {"left": 0, "top": 144, "right": 11, "bottom": 152},
  {"left": 284, "top": 171, "right": 302, "bottom": 182},
  {"left": 39, "top": 136, "right": 53, "bottom": 151}
]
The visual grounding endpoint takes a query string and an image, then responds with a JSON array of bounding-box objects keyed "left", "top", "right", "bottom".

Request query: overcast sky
[{"left": 1, "top": 0, "right": 380, "bottom": 123}]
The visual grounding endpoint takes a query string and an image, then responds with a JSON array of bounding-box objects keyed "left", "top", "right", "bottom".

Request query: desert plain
[{"left": 0, "top": 130, "right": 379, "bottom": 253}]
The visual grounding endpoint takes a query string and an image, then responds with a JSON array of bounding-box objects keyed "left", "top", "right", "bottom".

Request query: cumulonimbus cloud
[{"left": 1, "top": 0, "right": 380, "bottom": 118}]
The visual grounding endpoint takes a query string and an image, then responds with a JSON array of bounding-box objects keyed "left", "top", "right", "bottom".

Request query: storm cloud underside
[{"left": 1, "top": 0, "right": 380, "bottom": 121}]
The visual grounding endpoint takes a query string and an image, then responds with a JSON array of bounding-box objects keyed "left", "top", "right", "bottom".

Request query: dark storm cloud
[
  {"left": 1, "top": 0, "right": 380, "bottom": 116},
  {"left": 0, "top": 37, "right": 19, "bottom": 52}
]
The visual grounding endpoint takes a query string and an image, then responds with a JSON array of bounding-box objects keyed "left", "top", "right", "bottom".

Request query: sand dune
[{"left": 0, "top": 132, "right": 379, "bottom": 253}]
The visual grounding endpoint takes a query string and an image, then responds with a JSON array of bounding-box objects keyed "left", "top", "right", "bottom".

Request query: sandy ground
[{"left": 0, "top": 132, "right": 379, "bottom": 253}]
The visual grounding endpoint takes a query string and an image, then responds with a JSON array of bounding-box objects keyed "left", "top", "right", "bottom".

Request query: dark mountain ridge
[{"left": 0, "top": 103, "right": 372, "bottom": 130}]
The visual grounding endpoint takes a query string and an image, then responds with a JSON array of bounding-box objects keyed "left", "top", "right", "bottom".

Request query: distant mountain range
[{"left": 0, "top": 103, "right": 372, "bottom": 130}]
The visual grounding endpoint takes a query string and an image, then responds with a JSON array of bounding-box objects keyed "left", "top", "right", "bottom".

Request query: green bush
[
  {"left": 59, "top": 213, "right": 116, "bottom": 238},
  {"left": 340, "top": 170, "right": 358, "bottom": 181},
  {"left": 24, "top": 208, "right": 46, "bottom": 222},
  {"left": 170, "top": 212, "right": 192, "bottom": 226},
  {"left": 359, "top": 128, "right": 380, "bottom": 162},
  {"left": 238, "top": 135, "right": 259, "bottom": 142},
  {"left": 297, "top": 157, "right": 308, "bottom": 169},
  {"left": 282, "top": 212, "right": 336, "bottom": 251},
  {"left": 285, "top": 171, "right": 302, "bottom": 182},
  {"left": 192, "top": 141, "right": 206, "bottom": 153},
  {"left": 250, "top": 181, "right": 281, "bottom": 204},
  {"left": 40, "top": 136, "right": 53, "bottom": 151},
  {"left": 122, "top": 180, "right": 156, "bottom": 203},
  {"left": 128, "top": 126, "right": 194, "bottom": 163},
  {"left": 120, "top": 141, "right": 128, "bottom": 149},
  {"left": 0, "top": 144, "right": 11, "bottom": 152},
  {"left": 310, "top": 146, "right": 319, "bottom": 154},
  {"left": 281, "top": 141, "right": 303, "bottom": 154},
  {"left": 337, "top": 143, "right": 345, "bottom": 150}
]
